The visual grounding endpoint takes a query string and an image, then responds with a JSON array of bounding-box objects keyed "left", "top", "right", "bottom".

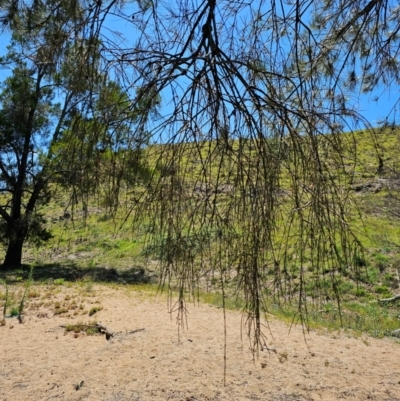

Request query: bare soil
[{"left": 1, "top": 284, "right": 400, "bottom": 401}]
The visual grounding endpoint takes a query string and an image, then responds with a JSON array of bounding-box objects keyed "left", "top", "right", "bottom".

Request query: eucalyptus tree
[{"left": 1, "top": 0, "right": 400, "bottom": 352}]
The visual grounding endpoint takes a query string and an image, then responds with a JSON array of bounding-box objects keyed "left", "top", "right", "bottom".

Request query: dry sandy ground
[{"left": 1, "top": 284, "right": 400, "bottom": 401}]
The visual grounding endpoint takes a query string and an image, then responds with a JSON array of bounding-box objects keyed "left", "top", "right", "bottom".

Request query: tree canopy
[
  {"left": 1, "top": 0, "right": 400, "bottom": 352},
  {"left": 0, "top": 1, "right": 157, "bottom": 268}
]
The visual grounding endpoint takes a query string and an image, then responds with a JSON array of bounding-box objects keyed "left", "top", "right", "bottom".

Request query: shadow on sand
[{"left": 0, "top": 262, "right": 157, "bottom": 285}]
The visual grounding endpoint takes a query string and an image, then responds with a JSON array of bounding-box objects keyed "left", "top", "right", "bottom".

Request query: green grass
[
  {"left": 9, "top": 306, "right": 19, "bottom": 317},
  {"left": 1, "top": 128, "right": 400, "bottom": 338},
  {"left": 267, "top": 299, "right": 400, "bottom": 338},
  {"left": 1, "top": 270, "right": 399, "bottom": 339},
  {"left": 155, "top": 283, "right": 400, "bottom": 338},
  {"left": 88, "top": 306, "right": 103, "bottom": 316},
  {"left": 63, "top": 320, "right": 100, "bottom": 335}
]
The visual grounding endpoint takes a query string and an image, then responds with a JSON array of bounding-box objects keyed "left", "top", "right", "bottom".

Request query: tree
[
  {"left": 0, "top": 0, "right": 106, "bottom": 268},
  {"left": 51, "top": 81, "right": 158, "bottom": 219},
  {"left": 1, "top": 0, "right": 400, "bottom": 352},
  {"left": 0, "top": 61, "right": 55, "bottom": 267},
  {"left": 119, "top": 0, "right": 400, "bottom": 353},
  {"left": 0, "top": 1, "right": 157, "bottom": 269}
]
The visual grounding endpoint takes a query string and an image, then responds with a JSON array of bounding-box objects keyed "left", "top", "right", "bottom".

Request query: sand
[{"left": 1, "top": 284, "right": 400, "bottom": 401}]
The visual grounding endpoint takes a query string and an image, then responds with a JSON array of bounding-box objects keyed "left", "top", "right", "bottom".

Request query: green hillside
[
  {"left": 1, "top": 128, "right": 400, "bottom": 338},
  {"left": 9, "top": 129, "right": 400, "bottom": 270}
]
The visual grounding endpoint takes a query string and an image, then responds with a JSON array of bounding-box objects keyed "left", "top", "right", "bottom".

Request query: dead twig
[
  {"left": 96, "top": 323, "right": 116, "bottom": 340},
  {"left": 60, "top": 323, "right": 145, "bottom": 340},
  {"left": 378, "top": 294, "right": 400, "bottom": 303}
]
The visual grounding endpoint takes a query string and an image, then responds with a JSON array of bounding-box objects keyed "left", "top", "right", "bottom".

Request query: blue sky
[
  {"left": 0, "top": 5, "right": 398, "bottom": 131},
  {"left": 360, "top": 90, "right": 399, "bottom": 127}
]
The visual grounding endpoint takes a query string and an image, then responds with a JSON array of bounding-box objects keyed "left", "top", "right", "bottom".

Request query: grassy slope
[{"left": 1, "top": 128, "right": 400, "bottom": 337}]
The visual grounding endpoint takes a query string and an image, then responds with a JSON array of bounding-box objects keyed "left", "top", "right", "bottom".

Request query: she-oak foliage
[{"left": 1, "top": 0, "right": 400, "bottom": 353}]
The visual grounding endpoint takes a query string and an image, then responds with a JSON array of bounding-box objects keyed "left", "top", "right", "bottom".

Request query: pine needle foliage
[{"left": 1, "top": 0, "right": 400, "bottom": 353}]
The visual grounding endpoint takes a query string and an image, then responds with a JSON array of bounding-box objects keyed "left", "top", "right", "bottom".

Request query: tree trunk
[
  {"left": 1, "top": 180, "right": 46, "bottom": 271},
  {"left": 2, "top": 229, "right": 26, "bottom": 270}
]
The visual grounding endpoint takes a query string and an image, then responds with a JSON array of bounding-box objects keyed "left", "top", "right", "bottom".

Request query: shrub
[
  {"left": 373, "top": 253, "right": 390, "bottom": 271},
  {"left": 353, "top": 288, "right": 367, "bottom": 297},
  {"left": 374, "top": 285, "right": 391, "bottom": 295}
]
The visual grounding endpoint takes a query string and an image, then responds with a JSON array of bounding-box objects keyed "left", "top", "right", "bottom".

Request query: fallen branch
[
  {"left": 60, "top": 323, "right": 145, "bottom": 340},
  {"left": 126, "top": 328, "right": 146, "bottom": 335},
  {"left": 392, "top": 329, "right": 400, "bottom": 338},
  {"left": 96, "top": 323, "right": 116, "bottom": 340},
  {"left": 96, "top": 324, "right": 145, "bottom": 340},
  {"left": 378, "top": 294, "right": 400, "bottom": 303}
]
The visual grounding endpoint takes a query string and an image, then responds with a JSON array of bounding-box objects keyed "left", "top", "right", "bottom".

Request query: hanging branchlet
[
  {"left": 122, "top": 0, "right": 400, "bottom": 355},
  {"left": 1, "top": 0, "right": 399, "bottom": 354}
]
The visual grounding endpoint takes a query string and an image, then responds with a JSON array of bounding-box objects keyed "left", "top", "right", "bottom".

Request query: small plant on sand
[
  {"left": 64, "top": 320, "right": 100, "bottom": 335},
  {"left": 9, "top": 306, "right": 19, "bottom": 317},
  {"left": 85, "top": 282, "right": 94, "bottom": 293},
  {"left": 279, "top": 352, "right": 288, "bottom": 363},
  {"left": 74, "top": 380, "right": 85, "bottom": 391},
  {"left": 88, "top": 306, "right": 102, "bottom": 316},
  {"left": 17, "top": 267, "right": 34, "bottom": 323},
  {"left": 0, "top": 267, "right": 34, "bottom": 323},
  {"left": 0, "top": 279, "right": 9, "bottom": 324},
  {"left": 28, "top": 288, "right": 41, "bottom": 298}
]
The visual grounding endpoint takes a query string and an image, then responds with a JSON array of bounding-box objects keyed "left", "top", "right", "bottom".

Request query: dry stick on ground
[
  {"left": 392, "top": 329, "right": 400, "bottom": 338},
  {"left": 396, "top": 268, "right": 400, "bottom": 292},
  {"left": 378, "top": 268, "right": 400, "bottom": 303},
  {"left": 377, "top": 271, "right": 400, "bottom": 337},
  {"left": 378, "top": 294, "right": 400, "bottom": 303},
  {"left": 96, "top": 323, "right": 116, "bottom": 340},
  {"left": 96, "top": 324, "right": 145, "bottom": 340},
  {"left": 60, "top": 323, "right": 145, "bottom": 340}
]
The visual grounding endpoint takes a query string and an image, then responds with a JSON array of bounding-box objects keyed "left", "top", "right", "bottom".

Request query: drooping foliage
[
  {"left": 51, "top": 81, "right": 158, "bottom": 218},
  {"left": 1, "top": 0, "right": 400, "bottom": 352},
  {"left": 119, "top": 0, "right": 400, "bottom": 353}
]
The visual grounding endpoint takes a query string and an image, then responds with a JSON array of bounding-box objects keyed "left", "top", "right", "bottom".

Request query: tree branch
[
  {"left": 0, "top": 205, "right": 10, "bottom": 222},
  {"left": 334, "top": 0, "right": 382, "bottom": 41}
]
